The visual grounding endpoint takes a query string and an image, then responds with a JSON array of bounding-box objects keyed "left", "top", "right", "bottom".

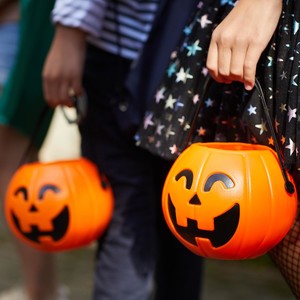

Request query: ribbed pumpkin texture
[
  {"left": 162, "top": 142, "right": 297, "bottom": 260},
  {"left": 5, "top": 158, "right": 114, "bottom": 252}
]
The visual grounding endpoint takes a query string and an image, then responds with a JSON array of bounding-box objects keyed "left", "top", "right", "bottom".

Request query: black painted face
[
  {"left": 167, "top": 170, "right": 240, "bottom": 248},
  {"left": 10, "top": 184, "right": 69, "bottom": 243}
]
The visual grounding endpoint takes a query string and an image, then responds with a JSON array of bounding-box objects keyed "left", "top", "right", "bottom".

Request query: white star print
[
  {"left": 287, "top": 106, "right": 297, "bottom": 122},
  {"left": 155, "top": 87, "right": 165, "bottom": 103},
  {"left": 197, "top": 1, "right": 203, "bottom": 9},
  {"left": 178, "top": 116, "right": 185, "bottom": 126},
  {"left": 165, "top": 95, "right": 177, "bottom": 109},
  {"left": 205, "top": 98, "right": 213, "bottom": 107},
  {"left": 280, "top": 71, "right": 287, "bottom": 80},
  {"left": 169, "top": 144, "right": 178, "bottom": 154},
  {"left": 295, "top": 20, "right": 299, "bottom": 35},
  {"left": 165, "top": 125, "right": 175, "bottom": 139},
  {"left": 198, "top": 14, "right": 212, "bottom": 28},
  {"left": 255, "top": 120, "right": 268, "bottom": 135},
  {"left": 176, "top": 67, "right": 193, "bottom": 83},
  {"left": 292, "top": 74, "right": 298, "bottom": 86},
  {"left": 247, "top": 105, "right": 257, "bottom": 115},
  {"left": 170, "top": 51, "right": 177, "bottom": 59},
  {"left": 286, "top": 138, "right": 296, "bottom": 156},
  {"left": 202, "top": 68, "right": 208, "bottom": 76},
  {"left": 176, "top": 67, "right": 187, "bottom": 83},
  {"left": 143, "top": 113, "right": 154, "bottom": 129},
  {"left": 136, "top": 2, "right": 300, "bottom": 166},
  {"left": 193, "top": 94, "right": 199, "bottom": 104},
  {"left": 183, "top": 123, "right": 191, "bottom": 131},
  {"left": 267, "top": 56, "right": 273, "bottom": 67},
  {"left": 156, "top": 124, "right": 165, "bottom": 135}
]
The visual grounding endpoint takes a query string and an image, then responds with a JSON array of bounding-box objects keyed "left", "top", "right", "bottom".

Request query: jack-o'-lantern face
[
  {"left": 167, "top": 170, "right": 240, "bottom": 248},
  {"left": 11, "top": 184, "right": 69, "bottom": 243},
  {"left": 162, "top": 142, "right": 298, "bottom": 259},
  {"left": 5, "top": 158, "right": 114, "bottom": 252}
]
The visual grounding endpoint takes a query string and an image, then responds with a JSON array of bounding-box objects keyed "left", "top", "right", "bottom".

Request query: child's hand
[
  {"left": 43, "top": 25, "right": 87, "bottom": 108},
  {"left": 206, "top": 0, "right": 282, "bottom": 90}
]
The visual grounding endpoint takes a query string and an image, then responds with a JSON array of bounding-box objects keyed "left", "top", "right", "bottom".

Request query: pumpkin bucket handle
[
  {"left": 19, "top": 96, "right": 86, "bottom": 167},
  {"left": 60, "top": 92, "right": 87, "bottom": 125},
  {"left": 186, "top": 76, "right": 295, "bottom": 194},
  {"left": 254, "top": 79, "right": 294, "bottom": 194}
]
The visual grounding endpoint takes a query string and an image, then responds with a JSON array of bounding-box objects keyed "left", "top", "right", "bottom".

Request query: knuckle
[
  {"left": 218, "top": 68, "right": 229, "bottom": 77},
  {"left": 229, "top": 68, "right": 243, "bottom": 81},
  {"left": 217, "top": 33, "right": 233, "bottom": 48},
  {"left": 206, "top": 60, "right": 214, "bottom": 73}
]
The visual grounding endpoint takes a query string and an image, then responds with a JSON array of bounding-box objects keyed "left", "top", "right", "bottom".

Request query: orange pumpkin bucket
[
  {"left": 5, "top": 157, "right": 114, "bottom": 252},
  {"left": 162, "top": 142, "right": 297, "bottom": 259},
  {"left": 162, "top": 79, "right": 298, "bottom": 260}
]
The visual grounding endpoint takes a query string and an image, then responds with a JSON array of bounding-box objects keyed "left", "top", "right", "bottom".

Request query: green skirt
[{"left": 0, "top": 0, "right": 55, "bottom": 148}]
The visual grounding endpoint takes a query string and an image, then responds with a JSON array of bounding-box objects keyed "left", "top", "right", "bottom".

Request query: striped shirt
[{"left": 52, "top": 0, "right": 160, "bottom": 60}]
